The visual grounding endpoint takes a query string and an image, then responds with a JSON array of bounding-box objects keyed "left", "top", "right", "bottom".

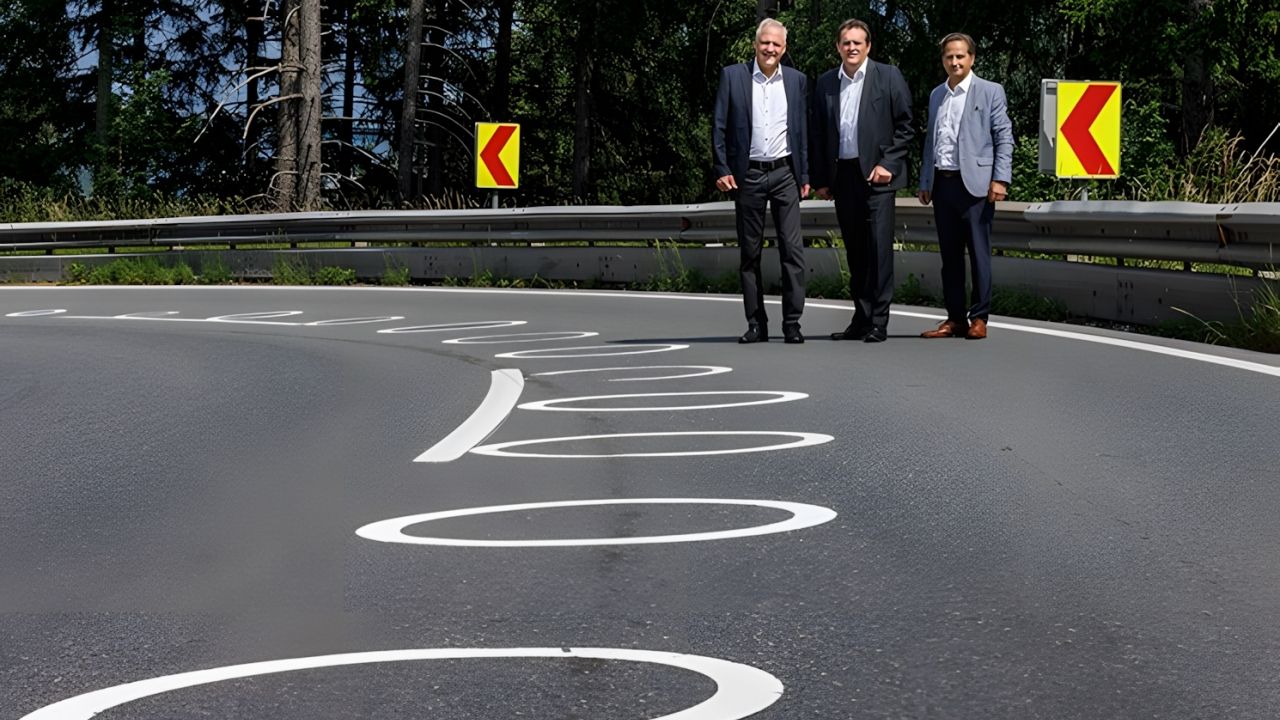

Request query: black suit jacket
[
  {"left": 711, "top": 62, "right": 810, "bottom": 187},
  {"left": 809, "top": 59, "right": 913, "bottom": 192}
]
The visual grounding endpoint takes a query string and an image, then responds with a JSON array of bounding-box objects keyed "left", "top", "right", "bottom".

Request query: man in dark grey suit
[
  {"left": 917, "top": 32, "right": 1014, "bottom": 340},
  {"left": 712, "top": 18, "right": 810, "bottom": 344},
  {"left": 810, "top": 19, "right": 913, "bottom": 343}
]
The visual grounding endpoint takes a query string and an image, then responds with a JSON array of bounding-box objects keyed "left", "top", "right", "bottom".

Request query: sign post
[{"left": 475, "top": 122, "right": 520, "bottom": 207}]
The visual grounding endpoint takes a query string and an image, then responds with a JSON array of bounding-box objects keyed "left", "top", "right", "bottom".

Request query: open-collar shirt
[
  {"left": 838, "top": 61, "right": 867, "bottom": 159},
  {"left": 934, "top": 72, "right": 974, "bottom": 171},
  {"left": 750, "top": 60, "right": 790, "bottom": 162}
]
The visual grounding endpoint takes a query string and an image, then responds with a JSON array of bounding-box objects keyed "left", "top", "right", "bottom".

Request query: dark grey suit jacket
[
  {"left": 711, "top": 62, "right": 810, "bottom": 187},
  {"left": 809, "top": 59, "right": 914, "bottom": 192}
]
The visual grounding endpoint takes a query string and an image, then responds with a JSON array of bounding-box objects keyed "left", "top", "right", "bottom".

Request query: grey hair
[{"left": 756, "top": 18, "right": 788, "bottom": 42}]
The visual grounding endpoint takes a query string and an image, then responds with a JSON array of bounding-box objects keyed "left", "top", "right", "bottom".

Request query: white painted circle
[
  {"left": 5, "top": 309, "right": 66, "bottom": 317},
  {"left": 444, "top": 331, "right": 599, "bottom": 345},
  {"left": 471, "top": 431, "right": 833, "bottom": 458},
  {"left": 518, "top": 391, "right": 806, "bottom": 412},
  {"left": 304, "top": 316, "right": 405, "bottom": 326},
  {"left": 496, "top": 344, "right": 689, "bottom": 359},
  {"left": 531, "top": 366, "right": 733, "bottom": 382},
  {"left": 207, "top": 311, "right": 303, "bottom": 322},
  {"left": 356, "top": 498, "right": 837, "bottom": 547},
  {"left": 18, "top": 647, "right": 783, "bottom": 720},
  {"left": 377, "top": 320, "right": 527, "bottom": 334}
]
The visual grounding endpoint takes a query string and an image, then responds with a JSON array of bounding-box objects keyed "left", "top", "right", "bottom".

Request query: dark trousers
[
  {"left": 834, "top": 159, "right": 895, "bottom": 330},
  {"left": 735, "top": 164, "right": 805, "bottom": 328},
  {"left": 933, "top": 173, "right": 994, "bottom": 321}
]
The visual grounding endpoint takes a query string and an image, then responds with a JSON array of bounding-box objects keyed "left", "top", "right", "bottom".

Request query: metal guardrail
[{"left": 1, "top": 200, "right": 1276, "bottom": 268}]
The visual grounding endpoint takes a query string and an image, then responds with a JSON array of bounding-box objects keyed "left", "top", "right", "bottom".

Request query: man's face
[
  {"left": 942, "top": 40, "right": 974, "bottom": 84},
  {"left": 837, "top": 27, "right": 870, "bottom": 72},
  {"left": 754, "top": 27, "right": 786, "bottom": 75}
]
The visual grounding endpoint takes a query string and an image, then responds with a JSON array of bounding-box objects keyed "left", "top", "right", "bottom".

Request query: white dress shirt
[
  {"left": 749, "top": 60, "right": 790, "bottom": 162},
  {"left": 838, "top": 62, "right": 867, "bottom": 160},
  {"left": 934, "top": 73, "right": 972, "bottom": 171}
]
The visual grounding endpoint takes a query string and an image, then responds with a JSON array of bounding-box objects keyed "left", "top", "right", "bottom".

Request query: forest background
[{"left": 2, "top": 0, "right": 1278, "bottom": 220}]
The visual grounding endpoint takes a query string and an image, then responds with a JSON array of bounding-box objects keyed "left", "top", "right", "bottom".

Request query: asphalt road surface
[{"left": 2, "top": 286, "right": 1278, "bottom": 719}]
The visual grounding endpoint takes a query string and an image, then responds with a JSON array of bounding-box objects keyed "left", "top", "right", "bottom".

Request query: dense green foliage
[{"left": 2, "top": 0, "right": 1277, "bottom": 214}]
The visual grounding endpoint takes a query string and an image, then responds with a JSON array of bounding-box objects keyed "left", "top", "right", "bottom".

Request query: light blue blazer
[{"left": 918, "top": 73, "right": 1014, "bottom": 198}]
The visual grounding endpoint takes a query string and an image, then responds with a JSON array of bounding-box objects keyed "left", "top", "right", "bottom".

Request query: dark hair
[
  {"left": 836, "top": 19, "right": 872, "bottom": 45},
  {"left": 939, "top": 32, "right": 975, "bottom": 56}
]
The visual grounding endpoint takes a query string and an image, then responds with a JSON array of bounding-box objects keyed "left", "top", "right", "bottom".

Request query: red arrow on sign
[
  {"left": 479, "top": 125, "right": 516, "bottom": 186},
  {"left": 1061, "top": 84, "right": 1117, "bottom": 175}
]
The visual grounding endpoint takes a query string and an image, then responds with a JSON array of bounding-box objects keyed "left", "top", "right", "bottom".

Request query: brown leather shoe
[
  {"left": 965, "top": 318, "right": 988, "bottom": 339},
  {"left": 920, "top": 319, "right": 968, "bottom": 338}
]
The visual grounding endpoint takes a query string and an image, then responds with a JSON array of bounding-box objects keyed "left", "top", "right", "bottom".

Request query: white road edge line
[
  {"left": 18, "top": 647, "right": 784, "bottom": 720},
  {"left": 414, "top": 368, "right": 524, "bottom": 463}
]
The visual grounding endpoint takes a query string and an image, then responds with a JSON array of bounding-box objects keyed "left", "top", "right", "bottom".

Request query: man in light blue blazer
[{"left": 917, "top": 32, "right": 1014, "bottom": 340}]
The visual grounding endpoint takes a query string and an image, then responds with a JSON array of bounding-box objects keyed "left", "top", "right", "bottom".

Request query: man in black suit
[
  {"left": 712, "top": 18, "right": 811, "bottom": 344},
  {"left": 810, "top": 18, "right": 913, "bottom": 343}
]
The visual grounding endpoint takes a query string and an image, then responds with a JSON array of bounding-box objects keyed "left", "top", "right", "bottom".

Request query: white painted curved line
[
  {"left": 304, "top": 316, "right": 404, "bottom": 326},
  {"left": 207, "top": 311, "right": 304, "bottom": 322},
  {"left": 443, "top": 331, "right": 599, "bottom": 345},
  {"left": 113, "top": 311, "right": 179, "bottom": 319},
  {"left": 17, "top": 647, "right": 784, "bottom": 720},
  {"left": 5, "top": 309, "right": 66, "bottom": 317},
  {"left": 496, "top": 343, "right": 690, "bottom": 359},
  {"left": 471, "top": 431, "right": 833, "bottom": 458},
  {"left": 356, "top": 498, "right": 837, "bottom": 547},
  {"left": 531, "top": 365, "right": 734, "bottom": 382},
  {"left": 377, "top": 320, "right": 527, "bottom": 334},
  {"left": 518, "top": 390, "right": 807, "bottom": 412},
  {"left": 414, "top": 369, "right": 524, "bottom": 463},
  {"left": 991, "top": 317, "right": 1280, "bottom": 379}
]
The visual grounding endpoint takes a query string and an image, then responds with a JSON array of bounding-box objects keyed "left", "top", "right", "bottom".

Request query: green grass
[
  {"left": 381, "top": 261, "right": 411, "bottom": 286},
  {"left": 271, "top": 257, "right": 312, "bottom": 285},
  {"left": 66, "top": 257, "right": 197, "bottom": 285},
  {"left": 1161, "top": 275, "right": 1280, "bottom": 353}
]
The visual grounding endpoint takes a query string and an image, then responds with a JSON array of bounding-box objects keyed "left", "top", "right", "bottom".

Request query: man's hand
[
  {"left": 988, "top": 180, "right": 1008, "bottom": 202},
  {"left": 917, "top": 190, "right": 932, "bottom": 206},
  {"left": 814, "top": 186, "right": 832, "bottom": 200},
  {"left": 799, "top": 183, "right": 811, "bottom": 199},
  {"left": 715, "top": 174, "right": 738, "bottom": 193},
  {"left": 867, "top": 165, "right": 894, "bottom": 185}
]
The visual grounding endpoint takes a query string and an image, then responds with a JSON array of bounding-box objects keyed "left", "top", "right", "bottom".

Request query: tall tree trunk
[
  {"left": 1181, "top": 0, "right": 1215, "bottom": 150},
  {"left": 340, "top": 0, "right": 356, "bottom": 177},
  {"left": 397, "top": 0, "right": 425, "bottom": 201},
  {"left": 296, "top": 0, "right": 324, "bottom": 210},
  {"left": 756, "top": 0, "right": 776, "bottom": 22},
  {"left": 275, "top": 0, "right": 300, "bottom": 211},
  {"left": 95, "top": 0, "right": 115, "bottom": 146},
  {"left": 424, "top": 5, "right": 445, "bottom": 197},
  {"left": 493, "top": 0, "right": 513, "bottom": 119},
  {"left": 571, "top": 10, "right": 593, "bottom": 201}
]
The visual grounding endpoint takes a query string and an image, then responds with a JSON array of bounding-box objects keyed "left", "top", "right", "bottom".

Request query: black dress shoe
[
  {"left": 862, "top": 326, "right": 887, "bottom": 343},
  {"left": 830, "top": 324, "right": 871, "bottom": 341},
  {"left": 783, "top": 326, "right": 804, "bottom": 344},
  {"left": 738, "top": 326, "right": 769, "bottom": 344}
]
